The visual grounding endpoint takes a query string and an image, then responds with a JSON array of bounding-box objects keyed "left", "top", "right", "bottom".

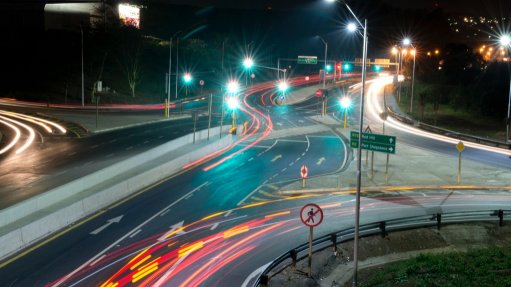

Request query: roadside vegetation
[{"left": 360, "top": 245, "right": 511, "bottom": 287}]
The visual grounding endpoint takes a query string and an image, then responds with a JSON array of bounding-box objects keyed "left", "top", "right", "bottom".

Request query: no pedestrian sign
[{"left": 300, "top": 203, "right": 323, "bottom": 227}]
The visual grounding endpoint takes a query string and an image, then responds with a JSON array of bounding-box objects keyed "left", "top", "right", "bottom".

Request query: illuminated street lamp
[
  {"left": 278, "top": 81, "right": 289, "bottom": 93},
  {"left": 243, "top": 57, "right": 254, "bottom": 69},
  {"left": 227, "top": 80, "right": 240, "bottom": 94},
  {"left": 500, "top": 34, "right": 511, "bottom": 142},
  {"left": 183, "top": 73, "right": 192, "bottom": 98},
  {"left": 339, "top": 96, "right": 351, "bottom": 128},
  {"left": 226, "top": 96, "right": 239, "bottom": 133},
  {"left": 327, "top": 0, "right": 368, "bottom": 284},
  {"left": 316, "top": 35, "right": 328, "bottom": 89},
  {"left": 402, "top": 38, "right": 417, "bottom": 114}
]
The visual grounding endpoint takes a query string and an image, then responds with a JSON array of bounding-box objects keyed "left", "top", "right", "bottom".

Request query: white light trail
[
  {"left": 363, "top": 76, "right": 511, "bottom": 156},
  {"left": 0, "top": 118, "right": 21, "bottom": 155},
  {"left": 0, "top": 115, "right": 35, "bottom": 154}
]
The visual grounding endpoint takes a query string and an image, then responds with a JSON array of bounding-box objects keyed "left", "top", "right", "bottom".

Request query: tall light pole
[
  {"left": 175, "top": 37, "right": 180, "bottom": 99},
  {"left": 403, "top": 38, "right": 416, "bottom": 114},
  {"left": 168, "top": 31, "right": 181, "bottom": 113},
  {"left": 327, "top": 0, "right": 368, "bottom": 284},
  {"left": 81, "top": 25, "right": 84, "bottom": 107},
  {"left": 316, "top": 35, "right": 328, "bottom": 89},
  {"left": 500, "top": 34, "right": 511, "bottom": 143}
]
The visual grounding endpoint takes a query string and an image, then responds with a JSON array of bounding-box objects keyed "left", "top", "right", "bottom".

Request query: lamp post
[
  {"left": 183, "top": 73, "right": 192, "bottom": 98},
  {"left": 243, "top": 57, "right": 254, "bottom": 86},
  {"left": 500, "top": 34, "right": 511, "bottom": 143},
  {"left": 175, "top": 37, "right": 180, "bottom": 99},
  {"left": 340, "top": 96, "right": 351, "bottom": 128},
  {"left": 168, "top": 31, "right": 181, "bottom": 115},
  {"left": 403, "top": 38, "right": 416, "bottom": 114},
  {"left": 326, "top": 0, "right": 368, "bottom": 284},
  {"left": 316, "top": 35, "right": 328, "bottom": 89}
]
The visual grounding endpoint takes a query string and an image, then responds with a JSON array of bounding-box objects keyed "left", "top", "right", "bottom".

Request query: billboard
[{"left": 119, "top": 3, "right": 140, "bottom": 28}]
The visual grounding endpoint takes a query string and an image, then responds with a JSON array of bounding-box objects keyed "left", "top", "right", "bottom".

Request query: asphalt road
[{"left": 1, "top": 77, "right": 510, "bottom": 287}]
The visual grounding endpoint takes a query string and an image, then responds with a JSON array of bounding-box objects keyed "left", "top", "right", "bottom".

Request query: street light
[
  {"left": 278, "top": 81, "right": 289, "bottom": 93},
  {"left": 327, "top": 0, "right": 369, "bottom": 283},
  {"left": 226, "top": 96, "right": 239, "bottom": 133},
  {"left": 339, "top": 96, "right": 351, "bottom": 128},
  {"left": 183, "top": 73, "right": 192, "bottom": 98},
  {"left": 402, "top": 38, "right": 417, "bottom": 114},
  {"left": 168, "top": 30, "right": 181, "bottom": 115},
  {"left": 316, "top": 35, "right": 328, "bottom": 89},
  {"left": 500, "top": 34, "right": 511, "bottom": 142},
  {"left": 243, "top": 57, "right": 254, "bottom": 69}
]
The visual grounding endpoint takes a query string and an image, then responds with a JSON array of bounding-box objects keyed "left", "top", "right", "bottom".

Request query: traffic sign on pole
[
  {"left": 199, "top": 80, "right": 205, "bottom": 86},
  {"left": 300, "top": 203, "right": 323, "bottom": 277},
  {"left": 300, "top": 203, "right": 323, "bottom": 227},
  {"left": 300, "top": 164, "right": 308, "bottom": 179},
  {"left": 350, "top": 131, "right": 396, "bottom": 154}
]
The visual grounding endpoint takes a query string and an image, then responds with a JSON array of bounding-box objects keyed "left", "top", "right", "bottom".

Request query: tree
[{"left": 116, "top": 28, "right": 144, "bottom": 97}]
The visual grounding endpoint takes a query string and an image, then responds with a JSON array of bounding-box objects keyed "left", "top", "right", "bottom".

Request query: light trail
[
  {"left": 0, "top": 117, "right": 21, "bottom": 154},
  {"left": 363, "top": 75, "right": 511, "bottom": 156},
  {"left": 0, "top": 115, "right": 35, "bottom": 154}
]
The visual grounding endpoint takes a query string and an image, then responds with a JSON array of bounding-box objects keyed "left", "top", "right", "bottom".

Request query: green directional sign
[
  {"left": 297, "top": 56, "right": 318, "bottom": 64},
  {"left": 350, "top": 131, "right": 396, "bottom": 154}
]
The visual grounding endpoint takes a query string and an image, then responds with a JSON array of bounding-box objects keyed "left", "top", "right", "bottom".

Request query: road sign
[
  {"left": 199, "top": 80, "right": 204, "bottom": 86},
  {"left": 456, "top": 141, "right": 465, "bottom": 152},
  {"left": 300, "top": 164, "right": 308, "bottom": 178},
  {"left": 300, "top": 203, "right": 323, "bottom": 227},
  {"left": 350, "top": 131, "right": 396, "bottom": 154},
  {"left": 298, "top": 56, "right": 318, "bottom": 65}
]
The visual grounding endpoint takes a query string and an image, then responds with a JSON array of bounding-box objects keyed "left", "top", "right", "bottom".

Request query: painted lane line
[
  {"left": 184, "top": 193, "right": 194, "bottom": 200},
  {"left": 51, "top": 181, "right": 209, "bottom": 287},
  {"left": 125, "top": 146, "right": 133, "bottom": 151},
  {"left": 224, "top": 210, "right": 232, "bottom": 217},
  {"left": 281, "top": 168, "right": 287, "bottom": 172},
  {"left": 143, "top": 140, "right": 150, "bottom": 144},
  {"left": 248, "top": 157, "right": 254, "bottom": 162},
  {"left": 106, "top": 153, "right": 114, "bottom": 158},
  {"left": 129, "top": 229, "right": 141, "bottom": 238},
  {"left": 210, "top": 223, "right": 219, "bottom": 230},
  {"left": 289, "top": 162, "right": 294, "bottom": 166},
  {"left": 160, "top": 209, "right": 170, "bottom": 216},
  {"left": 68, "top": 152, "right": 77, "bottom": 156}
]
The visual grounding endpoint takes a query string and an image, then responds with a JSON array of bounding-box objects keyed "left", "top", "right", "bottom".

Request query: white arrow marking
[
  {"left": 271, "top": 154, "right": 282, "bottom": 162},
  {"left": 316, "top": 157, "right": 326, "bottom": 165},
  {"left": 158, "top": 220, "right": 186, "bottom": 242},
  {"left": 90, "top": 215, "right": 124, "bottom": 235}
]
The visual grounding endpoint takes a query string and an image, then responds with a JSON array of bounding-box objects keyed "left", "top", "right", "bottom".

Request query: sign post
[
  {"left": 199, "top": 79, "right": 204, "bottom": 97},
  {"left": 300, "top": 203, "right": 323, "bottom": 277},
  {"left": 456, "top": 141, "right": 465, "bottom": 184},
  {"left": 300, "top": 164, "right": 308, "bottom": 188}
]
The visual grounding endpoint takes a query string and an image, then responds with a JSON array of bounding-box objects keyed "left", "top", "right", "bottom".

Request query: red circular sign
[
  {"left": 300, "top": 203, "right": 323, "bottom": 227},
  {"left": 300, "top": 164, "right": 308, "bottom": 178}
]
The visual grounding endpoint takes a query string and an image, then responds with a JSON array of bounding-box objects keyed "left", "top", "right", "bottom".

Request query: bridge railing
[{"left": 254, "top": 209, "right": 509, "bottom": 287}]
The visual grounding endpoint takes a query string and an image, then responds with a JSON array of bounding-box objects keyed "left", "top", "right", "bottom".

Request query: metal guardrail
[
  {"left": 386, "top": 107, "right": 511, "bottom": 149},
  {"left": 254, "top": 209, "right": 509, "bottom": 287}
]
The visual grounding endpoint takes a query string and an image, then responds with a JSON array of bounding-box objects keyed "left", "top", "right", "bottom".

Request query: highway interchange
[{"left": 0, "top": 75, "right": 511, "bottom": 287}]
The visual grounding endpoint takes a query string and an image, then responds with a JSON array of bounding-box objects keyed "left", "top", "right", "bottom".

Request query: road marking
[
  {"left": 158, "top": 221, "right": 186, "bottom": 242},
  {"left": 317, "top": 157, "right": 326, "bottom": 165},
  {"left": 51, "top": 181, "right": 209, "bottom": 287},
  {"left": 184, "top": 192, "right": 194, "bottom": 200},
  {"left": 248, "top": 157, "right": 254, "bottom": 162},
  {"left": 143, "top": 140, "right": 150, "bottom": 144},
  {"left": 302, "top": 152, "right": 306, "bottom": 156},
  {"left": 271, "top": 155, "right": 282, "bottom": 162},
  {"left": 68, "top": 152, "right": 76, "bottom": 156},
  {"left": 281, "top": 167, "right": 287, "bottom": 172},
  {"left": 90, "top": 215, "right": 124, "bottom": 235},
  {"left": 277, "top": 139, "right": 308, "bottom": 143},
  {"left": 160, "top": 209, "right": 170, "bottom": 216},
  {"left": 106, "top": 153, "right": 114, "bottom": 158},
  {"left": 158, "top": 136, "right": 164, "bottom": 139},
  {"left": 129, "top": 229, "right": 141, "bottom": 238},
  {"left": 289, "top": 162, "right": 294, "bottom": 166},
  {"left": 108, "top": 139, "right": 117, "bottom": 143},
  {"left": 224, "top": 210, "right": 232, "bottom": 217},
  {"left": 210, "top": 223, "right": 219, "bottom": 230},
  {"left": 55, "top": 170, "right": 67, "bottom": 176},
  {"left": 126, "top": 146, "right": 133, "bottom": 151}
]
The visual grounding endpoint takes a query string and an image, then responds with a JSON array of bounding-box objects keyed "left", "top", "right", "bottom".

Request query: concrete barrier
[{"left": 0, "top": 126, "right": 233, "bottom": 260}]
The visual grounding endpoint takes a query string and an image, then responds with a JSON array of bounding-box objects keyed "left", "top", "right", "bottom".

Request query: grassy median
[{"left": 359, "top": 245, "right": 511, "bottom": 286}]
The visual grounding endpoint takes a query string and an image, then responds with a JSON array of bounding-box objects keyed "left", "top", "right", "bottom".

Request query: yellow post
[
  {"left": 343, "top": 110, "right": 347, "bottom": 128},
  {"left": 164, "top": 99, "right": 168, "bottom": 118}
]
